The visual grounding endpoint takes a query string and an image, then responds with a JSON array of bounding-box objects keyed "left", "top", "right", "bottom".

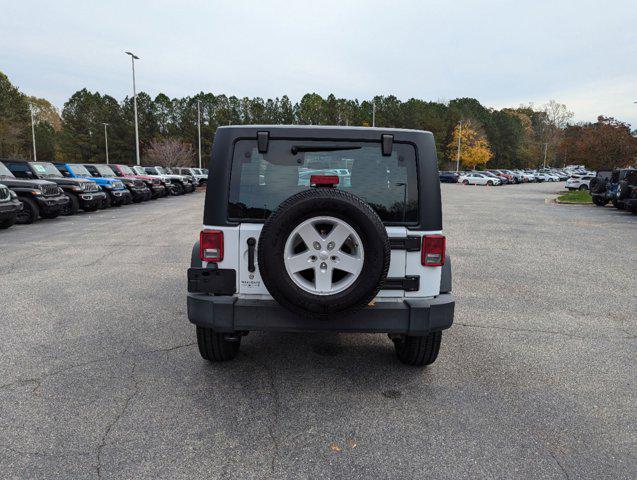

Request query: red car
[
  {"left": 109, "top": 164, "right": 169, "bottom": 198},
  {"left": 490, "top": 170, "right": 514, "bottom": 184}
]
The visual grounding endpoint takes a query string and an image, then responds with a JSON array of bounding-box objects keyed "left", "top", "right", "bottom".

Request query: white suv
[
  {"left": 566, "top": 175, "right": 594, "bottom": 190},
  {"left": 187, "top": 126, "right": 455, "bottom": 366}
]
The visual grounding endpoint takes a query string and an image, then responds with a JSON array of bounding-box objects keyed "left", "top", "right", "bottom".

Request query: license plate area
[{"left": 188, "top": 268, "right": 236, "bottom": 295}]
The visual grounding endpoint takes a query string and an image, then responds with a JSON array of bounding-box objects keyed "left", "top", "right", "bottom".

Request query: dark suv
[
  {"left": 187, "top": 126, "right": 454, "bottom": 366},
  {"left": 2, "top": 160, "right": 104, "bottom": 216},
  {"left": 616, "top": 169, "right": 637, "bottom": 213},
  {"left": 0, "top": 160, "right": 70, "bottom": 223},
  {"left": 0, "top": 183, "right": 23, "bottom": 229}
]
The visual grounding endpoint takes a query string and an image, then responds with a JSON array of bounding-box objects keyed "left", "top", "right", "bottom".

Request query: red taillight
[
  {"left": 422, "top": 234, "right": 445, "bottom": 267},
  {"left": 200, "top": 230, "right": 224, "bottom": 262},
  {"left": 310, "top": 175, "right": 339, "bottom": 187}
]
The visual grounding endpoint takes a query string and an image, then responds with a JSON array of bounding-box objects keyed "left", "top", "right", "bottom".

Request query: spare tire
[
  {"left": 258, "top": 188, "right": 390, "bottom": 318},
  {"left": 589, "top": 177, "right": 606, "bottom": 194}
]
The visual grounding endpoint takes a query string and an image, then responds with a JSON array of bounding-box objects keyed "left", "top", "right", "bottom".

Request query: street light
[
  {"left": 542, "top": 142, "right": 548, "bottom": 169},
  {"left": 455, "top": 121, "right": 462, "bottom": 172},
  {"left": 102, "top": 123, "right": 110, "bottom": 164},
  {"left": 197, "top": 99, "right": 202, "bottom": 169},
  {"left": 125, "top": 51, "right": 141, "bottom": 166},
  {"left": 372, "top": 100, "right": 376, "bottom": 127},
  {"left": 29, "top": 104, "right": 37, "bottom": 161}
]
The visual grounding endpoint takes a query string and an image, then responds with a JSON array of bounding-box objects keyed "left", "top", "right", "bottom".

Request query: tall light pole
[
  {"left": 372, "top": 101, "right": 376, "bottom": 127},
  {"left": 103, "top": 123, "right": 110, "bottom": 164},
  {"left": 542, "top": 142, "right": 548, "bottom": 169},
  {"left": 455, "top": 121, "right": 462, "bottom": 172},
  {"left": 125, "top": 51, "right": 141, "bottom": 165},
  {"left": 29, "top": 104, "right": 37, "bottom": 161},
  {"left": 197, "top": 99, "right": 202, "bottom": 169}
]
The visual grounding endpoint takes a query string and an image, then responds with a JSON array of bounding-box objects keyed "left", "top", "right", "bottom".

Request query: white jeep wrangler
[{"left": 187, "top": 126, "right": 454, "bottom": 366}]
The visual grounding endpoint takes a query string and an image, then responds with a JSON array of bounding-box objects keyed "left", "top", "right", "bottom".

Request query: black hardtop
[{"left": 203, "top": 125, "right": 442, "bottom": 230}]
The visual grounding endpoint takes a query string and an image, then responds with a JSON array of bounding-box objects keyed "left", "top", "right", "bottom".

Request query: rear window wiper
[{"left": 291, "top": 145, "right": 361, "bottom": 155}]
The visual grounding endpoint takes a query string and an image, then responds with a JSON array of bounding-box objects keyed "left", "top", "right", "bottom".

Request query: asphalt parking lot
[{"left": 1, "top": 183, "right": 635, "bottom": 480}]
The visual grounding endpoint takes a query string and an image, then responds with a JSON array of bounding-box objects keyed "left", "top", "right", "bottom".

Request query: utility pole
[
  {"left": 372, "top": 101, "right": 376, "bottom": 127},
  {"left": 103, "top": 123, "right": 110, "bottom": 164},
  {"left": 455, "top": 121, "right": 462, "bottom": 172},
  {"left": 542, "top": 142, "right": 548, "bottom": 169},
  {"left": 197, "top": 100, "right": 202, "bottom": 169},
  {"left": 30, "top": 105, "right": 37, "bottom": 161},
  {"left": 125, "top": 51, "right": 141, "bottom": 165}
]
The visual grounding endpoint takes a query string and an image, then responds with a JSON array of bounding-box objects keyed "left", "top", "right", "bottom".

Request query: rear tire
[
  {"left": 394, "top": 331, "right": 442, "bottom": 366},
  {"left": 172, "top": 183, "right": 184, "bottom": 195},
  {"left": 17, "top": 197, "right": 39, "bottom": 224},
  {"left": 578, "top": 184, "right": 588, "bottom": 191},
  {"left": 592, "top": 196, "right": 608, "bottom": 206},
  {"left": 196, "top": 326, "right": 240, "bottom": 362},
  {"left": 462, "top": 180, "right": 469, "bottom": 185}
]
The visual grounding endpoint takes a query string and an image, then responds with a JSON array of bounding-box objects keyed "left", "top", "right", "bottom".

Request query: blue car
[{"left": 54, "top": 163, "right": 132, "bottom": 208}]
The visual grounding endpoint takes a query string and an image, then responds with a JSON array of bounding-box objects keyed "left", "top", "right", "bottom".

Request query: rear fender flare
[{"left": 440, "top": 254, "right": 452, "bottom": 293}]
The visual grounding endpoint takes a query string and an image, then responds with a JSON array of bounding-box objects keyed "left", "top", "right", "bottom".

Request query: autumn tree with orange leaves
[{"left": 447, "top": 120, "right": 493, "bottom": 170}]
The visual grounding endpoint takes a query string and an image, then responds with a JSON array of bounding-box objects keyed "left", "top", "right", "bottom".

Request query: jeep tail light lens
[
  {"left": 422, "top": 234, "right": 445, "bottom": 266},
  {"left": 310, "top": 175, "right": 339, "bottom": 186},
  {"left": 200, "top": 230, "right": 224, "bottom": 262}
]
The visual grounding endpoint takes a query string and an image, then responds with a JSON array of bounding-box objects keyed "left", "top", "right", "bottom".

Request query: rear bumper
[{"left": 187, "top": 293, "right": 455, "bottom": 336}]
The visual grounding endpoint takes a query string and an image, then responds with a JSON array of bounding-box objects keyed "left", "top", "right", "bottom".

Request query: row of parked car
[
  {"left": 0, "top": 159, "right": 207, "bottom": 229},
  {"left": 439, "top": 168, "right": 571, "bottom": 186}
]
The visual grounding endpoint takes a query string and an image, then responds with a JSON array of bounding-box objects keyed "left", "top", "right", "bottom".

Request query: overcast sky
[{"left": 1, "top": 0, "right": 636, "bottom": 126}]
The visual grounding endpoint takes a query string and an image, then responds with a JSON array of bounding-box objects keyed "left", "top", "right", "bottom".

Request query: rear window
[{"left": 228, "top": 140, "right": 418, "bottom": 224}]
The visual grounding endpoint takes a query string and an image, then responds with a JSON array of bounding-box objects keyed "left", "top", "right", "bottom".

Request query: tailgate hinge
[
  {"left": 389, "top": 236, "right": 421, "bottom": 252},
  {"left": 383, "top": 276, "right": 420, "bottom": 292}
]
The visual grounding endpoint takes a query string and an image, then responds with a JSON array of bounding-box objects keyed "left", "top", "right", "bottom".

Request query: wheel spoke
[
  {"left": 286, "top": 253, "right": 313, "bottom": 273},
  {"left": 296, "top": 222, "right": 322, "bottom": 248},
  {"left": 314, "top": 266, "right": 333, "bottom": 292},
  {"left": 325, "top": 223, "right": 351, "bottom": 250},
  {"left": 333, "top": 253, "right": 362, "bottom": 274}
]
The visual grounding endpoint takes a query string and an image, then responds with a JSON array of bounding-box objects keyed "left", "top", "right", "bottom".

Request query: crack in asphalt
[
  {"left": 546, "top": 448, "right": 571, "bottom": 480},
  {"left": 0, "top": 342, "right": 196, "bottom": 393},
  {"left": 0, "top": 342, "right": 197, "bottom": 479},
  {"left": 96, "top": 362, "right": 140, "bottom": 480}
]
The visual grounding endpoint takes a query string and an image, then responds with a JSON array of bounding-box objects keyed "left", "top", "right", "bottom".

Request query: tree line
[{"left": 1, "top": 70, "right": 636, "bottom": 171}]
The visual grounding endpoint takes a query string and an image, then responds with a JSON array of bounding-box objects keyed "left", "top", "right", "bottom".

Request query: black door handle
[{"left": 247, "top": 237, "right": 256, "bottom": 272}]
